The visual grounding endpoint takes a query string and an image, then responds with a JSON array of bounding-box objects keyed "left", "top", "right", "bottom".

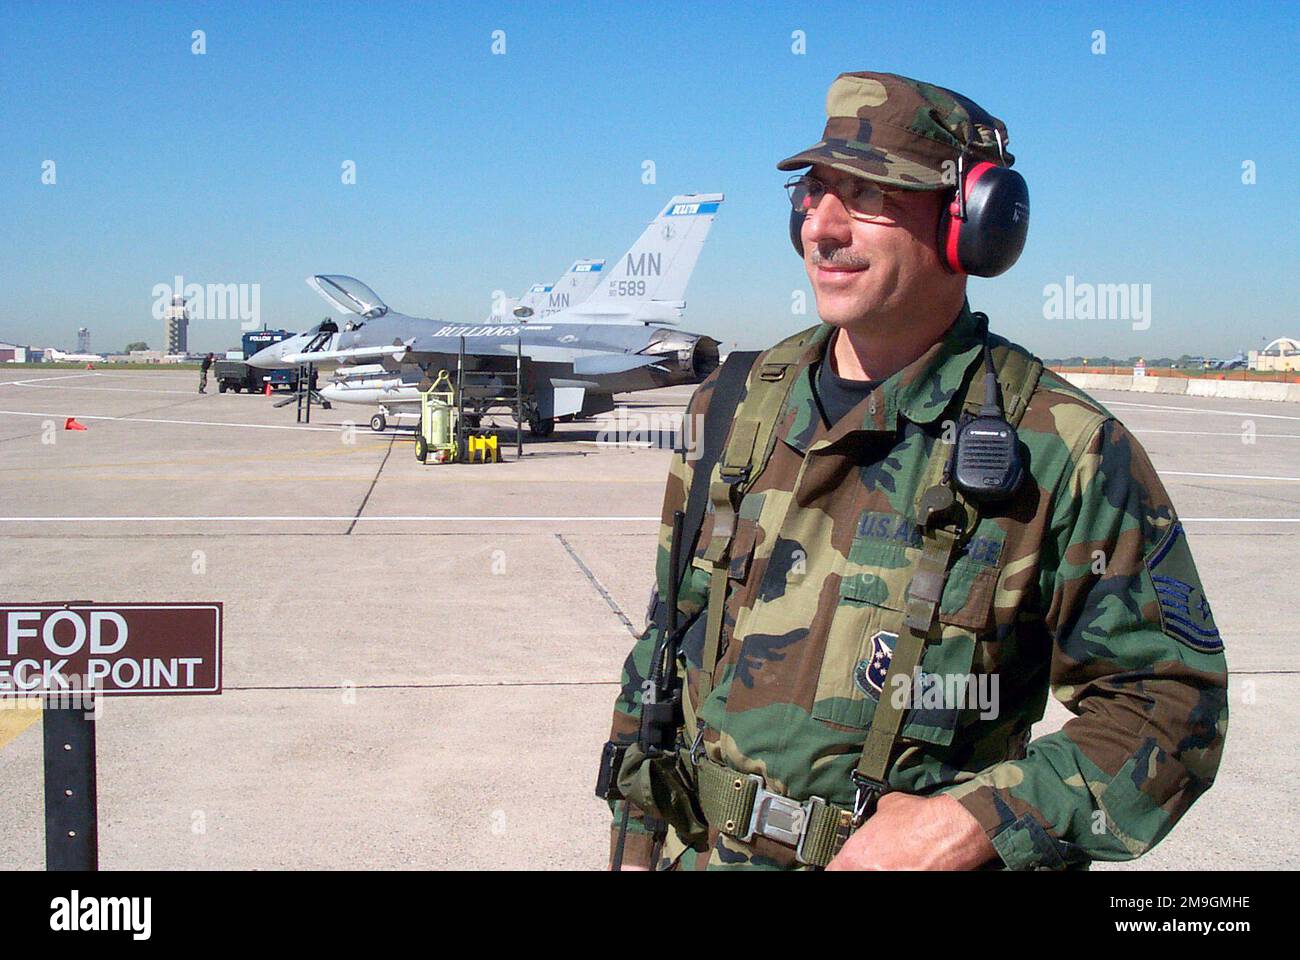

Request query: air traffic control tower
[{"left": 165, "top": 296, "right": 189, "bottom": 354}]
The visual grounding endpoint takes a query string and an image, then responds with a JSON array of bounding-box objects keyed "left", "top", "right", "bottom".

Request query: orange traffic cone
[
  {"left": 264, "top": 381, "right": 272, "bottom": 396},
  {"left": 64, "top": 417, "right": 87, "bottom": 431}
]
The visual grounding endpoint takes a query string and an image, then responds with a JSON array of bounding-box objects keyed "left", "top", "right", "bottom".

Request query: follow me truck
[{"left": 215, "top": 329, "right": 300, "bottom": 393}]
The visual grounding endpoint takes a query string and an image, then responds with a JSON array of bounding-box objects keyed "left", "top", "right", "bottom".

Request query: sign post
[
  {"left": 0, "top": 602, "right": 222, "bottom": 871},
  {"left": 42, "top": 696, "right": 98, "bottom": 870}
]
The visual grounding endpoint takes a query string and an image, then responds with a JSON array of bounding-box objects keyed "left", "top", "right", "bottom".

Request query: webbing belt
[
  {"left": 855, "top": 489, "right": 962, "bottom": 805},
  {"left": 695, "top": 344, "right": 810, "bottom": 702},
  {"left": 695, "top": 757, "right": 853, "bottom": 867},
  {"left": 667, "top": 351, "right": 759, "bottom": 705},
  {"left": 670, "top": 351, "right": 760, "bottom": 604}
]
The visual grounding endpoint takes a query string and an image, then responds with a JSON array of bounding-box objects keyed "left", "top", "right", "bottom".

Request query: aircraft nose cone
[{"left": 247, "top": 344, "right": 283, "bottom": 369}]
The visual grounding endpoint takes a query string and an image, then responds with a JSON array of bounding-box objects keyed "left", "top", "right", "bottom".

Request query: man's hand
[{"left": 825, "top": 791, "right": 996, "bottom": 870}]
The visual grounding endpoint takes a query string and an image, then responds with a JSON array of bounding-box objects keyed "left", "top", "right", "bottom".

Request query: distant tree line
[{"left": 1044, "top": 355, "right": 1206, "bottom": 367}]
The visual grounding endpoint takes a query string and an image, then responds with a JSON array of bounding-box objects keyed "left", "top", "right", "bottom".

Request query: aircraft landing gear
[
  {"left": 370, "top": 413, "right": 387, "bottom": 432},
  {"left": 528, "top": 417, "right": 555, "bottom": 438}
]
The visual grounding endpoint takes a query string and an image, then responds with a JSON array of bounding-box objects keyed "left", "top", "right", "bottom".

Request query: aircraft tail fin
[
  {"left": 491, "top": 258, "right": 608, "bottom": 322},
  {"left": 583, "top": 194, "right": 723, "bottom": 322},
  {"left": 494, "top": 284, "right": 549, "bottom": 321},
  {"left": 535, "top": 258, "right": 605, "bottom": 317}
]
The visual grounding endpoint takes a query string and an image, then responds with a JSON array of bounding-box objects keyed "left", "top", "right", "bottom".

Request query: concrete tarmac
[{"left": 0, "top": 368, "right": 1294, "bottom": 869}]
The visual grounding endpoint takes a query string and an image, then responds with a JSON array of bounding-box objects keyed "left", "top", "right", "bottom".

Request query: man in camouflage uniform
[{"left": 601, "top": 72, "right": 1227, "bottom": 870}]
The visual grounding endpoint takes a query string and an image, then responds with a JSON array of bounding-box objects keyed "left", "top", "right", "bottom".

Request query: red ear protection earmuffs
[
  {"left": 936, "top": 155, "right": 1029, "bottom": 277},
  {"left": 789, "top": 152, "right": 1030, "bottom": 278}
]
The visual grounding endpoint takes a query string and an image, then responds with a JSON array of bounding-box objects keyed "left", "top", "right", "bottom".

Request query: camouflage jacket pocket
[
  {"left": 811, "top": 533, "right": 986, "bottom": 747},
  {"left": 937, "top": 525, "right": 1006, "bottom": 632}
]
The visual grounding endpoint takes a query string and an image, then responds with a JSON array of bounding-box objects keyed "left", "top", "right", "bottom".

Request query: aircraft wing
[
  {"left": 396, "top": 339, "right": 654, "bottom": 374},
  {"left": 396, "top": 339, "right": 554, "bottom": 368}
]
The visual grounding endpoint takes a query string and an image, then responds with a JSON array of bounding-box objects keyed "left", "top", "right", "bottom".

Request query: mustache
[{"left": 809, "top": 245, "right": 869, "bottom": 269}]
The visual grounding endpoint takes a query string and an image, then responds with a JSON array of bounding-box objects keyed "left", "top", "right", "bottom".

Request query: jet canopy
[{"left": 307, "top": 275, "right": 389, "bottom": 319}]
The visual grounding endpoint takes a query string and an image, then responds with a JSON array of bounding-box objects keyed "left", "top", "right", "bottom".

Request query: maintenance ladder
[
  {"left": 274, "top": 325, "right": 338, "bottom": 422},
  {"left": 455, "top": 334, "right": 524, "bottom": 460}
]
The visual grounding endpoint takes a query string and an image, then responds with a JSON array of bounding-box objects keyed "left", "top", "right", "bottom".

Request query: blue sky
[{"left": 1, "top": 0, "right": 1295, "bottom": 358}]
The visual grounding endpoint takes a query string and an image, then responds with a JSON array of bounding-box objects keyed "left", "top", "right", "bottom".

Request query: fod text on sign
[{"left": 0, "top": 604, "right": 222, "bottom": 696}]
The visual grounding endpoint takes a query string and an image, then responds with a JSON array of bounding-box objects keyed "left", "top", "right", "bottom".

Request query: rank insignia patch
[{"left": 1146, "top": 522, "right": 1223, "bottom": 653}]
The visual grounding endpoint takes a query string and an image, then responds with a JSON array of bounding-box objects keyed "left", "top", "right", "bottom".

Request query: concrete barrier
[
  {"left": 1186, "top": 379, "right": 1224, "bottom": 399},
  {"left": 1058, "top": 373, "right": 1141, "bottom": 393},
  {"left": 1153, "top": 377, "right": 1188, "bottom": 394},
  {"left": 1129, "top": 376, "right": 1188, "bottom": 394},
  {"left": 1057, "top": 372, "right": 1298, "bottom": 403},
  {"left": 1184, "top": 379, "right": 1292, "bottom": 402},
  {"left": 1249, "top": 381, "right": 1292, "bottom": 402}
]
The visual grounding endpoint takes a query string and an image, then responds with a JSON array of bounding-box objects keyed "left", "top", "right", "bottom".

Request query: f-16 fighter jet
[
  {"left": 322, "top": 258, "right": 609, "bottom": 430},
  {"left": 248, "top": 194, "right": 723, "bottom": 435}
]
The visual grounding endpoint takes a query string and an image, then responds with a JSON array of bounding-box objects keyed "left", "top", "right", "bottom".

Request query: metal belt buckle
[
  {"left": 744, "top": 778, "right": 811, "bottom": 848},
  {"left": 794, "top": 797, "right": 827, "bottom": 866}
]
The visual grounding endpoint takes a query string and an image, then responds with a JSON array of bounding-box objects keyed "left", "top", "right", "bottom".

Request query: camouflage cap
[{"left": 777, "top": 71, "right": 1014, "bottom": 189}]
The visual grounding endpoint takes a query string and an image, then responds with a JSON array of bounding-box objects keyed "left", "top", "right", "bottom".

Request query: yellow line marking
[{"left": 0, "top": 699, "right": 42, "bottom": 750}]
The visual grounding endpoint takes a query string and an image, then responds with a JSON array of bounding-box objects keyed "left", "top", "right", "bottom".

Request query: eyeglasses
[{"left": 784, "top": 174, "right": 894, "bottom": 219}]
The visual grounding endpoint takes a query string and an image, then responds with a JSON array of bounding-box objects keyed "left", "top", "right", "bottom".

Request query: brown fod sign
[{"left": 0, "top": 603, "right": 222, "bottom": 697}]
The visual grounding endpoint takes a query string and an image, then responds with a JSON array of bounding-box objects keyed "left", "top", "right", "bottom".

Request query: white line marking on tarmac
[
  {"left": 0, "top": 409, "right": 340, "bottom": 432},
  {"left": 1135, "top": 429, "right": 1300, "bottom": 439},
  {"left": 4, "top": 382, "right": 193, "bottom": 395},
  {"left": 1179, "top": 518, "right": 1300, "bottom": 523},
  {"left": 0, "top": 516, "right": 1295, "bottom": 525},
  {"left": 0, "top": 515, "right": 664, "bottom": 522},
  {"left": 1108, "top": 400, "right": 1300, "bottom": 421},
  {"left": 0, "top": 374, "right": 101, "bottom": 386},
  {"left": 1162, "top": 471, "right": 1300, "bottom": 482}
]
